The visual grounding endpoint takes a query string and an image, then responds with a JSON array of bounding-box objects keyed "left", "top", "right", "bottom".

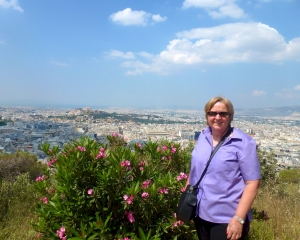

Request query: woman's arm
[
  {"left": 184, "top": 174, "right": 190, "bottom": 189},
  {"left": 226, "top": 179, "right": 260, "bottom": 240}
]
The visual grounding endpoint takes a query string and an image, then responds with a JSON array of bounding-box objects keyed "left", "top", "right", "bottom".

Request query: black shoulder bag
[{"left": 176, "top": 127, "right": 232, "bottom": 223}]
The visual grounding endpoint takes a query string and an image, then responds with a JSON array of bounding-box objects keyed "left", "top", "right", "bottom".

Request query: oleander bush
[{"left": 32, "top": 134, "right": 197, "bottom": 239}]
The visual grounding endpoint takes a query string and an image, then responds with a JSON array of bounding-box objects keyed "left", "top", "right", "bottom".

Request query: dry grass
[{"left": 249, "top": 183, "right": 300, "bottom": 240}]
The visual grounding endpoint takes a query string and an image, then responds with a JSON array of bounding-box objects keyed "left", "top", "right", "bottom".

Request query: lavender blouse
[{"left": 189, "top": 127, "right": 261, "bottom": 223}]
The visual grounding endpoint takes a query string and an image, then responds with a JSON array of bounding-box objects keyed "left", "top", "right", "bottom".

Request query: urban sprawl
[{"left": 0, "top": 106, "right": 299, "bottom": 169}]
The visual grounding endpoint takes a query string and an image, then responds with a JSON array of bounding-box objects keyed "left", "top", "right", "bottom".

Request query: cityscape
[{"left": 0, "top": 106, "right": 300, "bottom": 169}]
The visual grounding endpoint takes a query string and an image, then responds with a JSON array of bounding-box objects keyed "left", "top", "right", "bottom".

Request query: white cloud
[
  {"left": 138, "top": 51, "right": 154, "bottom": 59},
  {"left": 0, "top": 0, "right": 23, "bottom": 12},
  {"left": 109, "top": 50, "right": 135, "bottom": 59},
  {"left": 275, "top": 88, "right": 294, "bottom": 99},
  {"left": 109, "top": 8, "right": 166, "bottom": 26},
  {"left": 208, "top": 4, "right": 245, "bottom": 19},
  {"left": 182, "top": 0, "right": 246, "bottom": 19},
  {"left": 275, "top": 86, "right": 300, "bottom": 99},
  {"left": 110, "top": 22, "right": 300, "bottom": 75},
  {"left": 252, "top": 90, "right": 266, "bottom": 96},
  {"left": 49, "top": 61, "right": 70, "bottom": 67},
  {"left": 152, "top": 14, "right": 167, "bottom": 22}
]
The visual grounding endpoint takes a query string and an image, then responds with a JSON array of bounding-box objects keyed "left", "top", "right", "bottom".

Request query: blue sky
[{"left": 1, "top": 0, "right": 300, "bottom": 110}]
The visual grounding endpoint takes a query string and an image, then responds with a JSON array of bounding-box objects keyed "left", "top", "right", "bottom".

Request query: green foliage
[
  {"left": 279, "top": 168, "right": 300, "bottom": 183},
  {"left": 32, "top": 135, "right": 197, "bottom": 239},
  {"left": 0, "top": 151, "right": 44, "bottom": 182},
  {"left": 257, "top": 148, "right": 277, "bottom": 185}
]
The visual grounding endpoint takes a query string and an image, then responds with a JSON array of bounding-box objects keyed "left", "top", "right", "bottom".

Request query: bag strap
[{"left": 193, "top": 126, "right": 232, "bottom": 188}]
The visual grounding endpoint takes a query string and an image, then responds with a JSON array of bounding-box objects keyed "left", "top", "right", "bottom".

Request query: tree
[{"left": 257, "top": 148, "right": 278, "bottom": 185}]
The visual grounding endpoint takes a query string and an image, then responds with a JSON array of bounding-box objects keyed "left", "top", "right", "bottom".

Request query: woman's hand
[{"left": 226, "top": 217, "right": 243, "bottom": 240}]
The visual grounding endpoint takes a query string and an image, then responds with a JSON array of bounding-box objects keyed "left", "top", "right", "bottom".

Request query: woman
[{"left": 187, "top": 97, "right": 260, "bottom": 240}]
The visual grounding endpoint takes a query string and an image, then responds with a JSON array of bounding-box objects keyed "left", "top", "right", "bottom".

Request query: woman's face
[{"left": 207, "top": 101, "right": 231, "bottom": 134}]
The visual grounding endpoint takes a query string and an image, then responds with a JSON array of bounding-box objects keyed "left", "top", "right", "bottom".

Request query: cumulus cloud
[
  {"left": 182, "top": 0, "right": 246, "bottom": 19},
  {"left": 138, "top": 51, "right": 154, "bottom": 59},
  {"left": 109, "top": 50, "right": 135, "bottom": 59},
  {"left": 152, "top": 14, "right": 167, "bottom": 22},
  {"left": 109, "top": 8, "right": 166, "bottom": 26},
  {"left": 294, "top": 85, "right": 300, "bottom": 91},
  {"left": 110, "top": 22, "right": 300, "bottom": 75},
  {"left": 252, "top": 90, "right": 266, "bottom": 96},
  {"left": 0, "top": 0, "right": 23, "bottom": 12}
]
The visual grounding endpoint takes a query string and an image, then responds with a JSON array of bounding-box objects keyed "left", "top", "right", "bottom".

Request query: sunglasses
[{"left": 207, "top": 111, "right": 230, "bottom": 117}]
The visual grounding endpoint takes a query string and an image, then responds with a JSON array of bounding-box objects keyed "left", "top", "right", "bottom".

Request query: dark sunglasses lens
[
  {"left": 219, "top": 112, "right": 229, "bottom": 117},
  {"left": 208, "top": 112, "right": 229, "bottom": 117},
  {"left": 208, "top": 112, "right": 217, "bottom": 116}
]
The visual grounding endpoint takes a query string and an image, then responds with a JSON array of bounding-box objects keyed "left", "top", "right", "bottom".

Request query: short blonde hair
[{"left": 204, "top": 96, "right": 234, "bottom": 125}]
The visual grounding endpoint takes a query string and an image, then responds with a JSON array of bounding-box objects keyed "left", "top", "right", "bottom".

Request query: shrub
[
  {"left": 0, "top": 151, "right": 44, "bottom": 182},
  {"left": 32, "top": 135, "right": 197, "bottom": 239}
]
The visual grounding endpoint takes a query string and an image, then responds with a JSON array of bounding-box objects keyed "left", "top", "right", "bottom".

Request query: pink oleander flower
[
  {"left": 47, "top": 158, "right": 57, "bottom": 167},
  {"left": 87, "top": 189, "right": 93, "bottom": 195},
  {"left": 77, "top": 146, "right": 86, "bottom": 152},
  {"left": 124, "top": 238, "right": 130, "bottom": 240},
  {"left": 96, "top": 147, "right": 107, "bottom": 159},
  {"left": 120, "top": 160, "right": 131, "bottom": 170},
  {"left": 37, "top": 233, "right": 42, "bottom": 238},
  {"left": 36, "top": 175, "right": 46, "bottom": 182},
  {"left": 136, "top": 142, "right": 142, "bottom": 148},
  {"left": 181, "top": 187, "right": 186, "bottom": 192},
  {"left": 171, "top": 147, "right": 177, "bottom": 153},
  {"left": 40, "top": 197, "right": 48, "bottom": 204},
  {"left": 176, "top": 172, "right": 188, "bottom": 181},
  {"left": 49, "top": 149, "right": 52, "bottom": 153},
  {"left": 173, "top": 220, "right": 183, "bottom": 227},
  {"left": 140, "top": 167, "right": 143, "bottom": 171},
  {"left": 139, "top": 161, "right": 145, "bottom": 166},
  {"left": 158, "top": 187, "right": 168, "bottom": 194},
  {"left": 141, "top": 192, "right": 149, "bottom": 198},
  {"left": 168, "top": 155, "right": 172, "bottom": 160},
  {"left": 157, "top": 147, "right": 160, "bottom": 151},
  {"left": 125, "top": 211, "right": 135, "bottom": 223},
  {"left": 123, "top": 194, "right": 134, "bottom": 204},
  {"left": 142, "top": 179, "right": 151, "bottom": 189},
  {"left": 162, "top": 145, "right": 168, "bottom": 150},
  {"left": 112, "top": 132, "right": 119, "bottom": 137},
  {"left": 161, "top": 156, "right": 166, "bottom": 160},
  {"left": 56, "top": 226, "right": 66, "bottom": 240}
]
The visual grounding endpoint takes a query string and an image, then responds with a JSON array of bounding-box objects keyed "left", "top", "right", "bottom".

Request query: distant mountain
[{"left": 235, "top": 105, "right": 300, "bottom": 116}]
